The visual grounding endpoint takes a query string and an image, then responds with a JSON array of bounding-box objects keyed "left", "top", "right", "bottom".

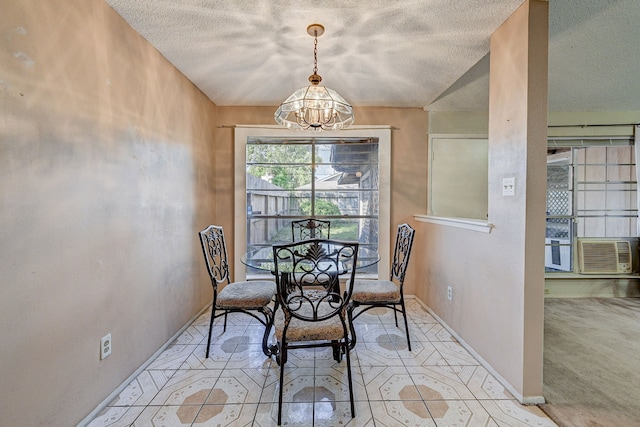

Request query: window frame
[
  {"left": 544, "top": 137, "right": 638, "bottom": 274},
  {"left": 234, "top": 125, "right": 391, "bottom": 280}
]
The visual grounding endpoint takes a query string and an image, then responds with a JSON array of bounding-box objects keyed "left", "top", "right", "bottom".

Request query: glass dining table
[
  {"left": 241, "top": 243, "right": 380, "bottom": 276},
  {"left": 241, "top": 240, "right": 379, "bottom": 357}
]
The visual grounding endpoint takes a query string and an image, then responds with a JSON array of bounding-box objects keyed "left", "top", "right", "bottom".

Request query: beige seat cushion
[
  {"left": 351, "top": 280, "right": 400, "bottom": 304},
  {"left": 217, "top": 281, "right": 275, "bottom": 309},
  {"left": 274, "top": 303, "right": 346, "bottom": 342}
]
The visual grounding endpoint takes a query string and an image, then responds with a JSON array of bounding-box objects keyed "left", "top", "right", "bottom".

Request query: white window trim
[{"left": 234, "top": 125, "right": 391, "bottom": 280}]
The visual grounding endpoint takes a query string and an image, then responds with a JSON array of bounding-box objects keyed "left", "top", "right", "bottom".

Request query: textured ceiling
[{"left": 105, "top": 0, "right": 640, "bottom": 112}]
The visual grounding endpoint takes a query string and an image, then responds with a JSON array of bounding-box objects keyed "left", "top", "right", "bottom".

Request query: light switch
[{"left": 502, "top": 177, "right": 515, "bottom": 196}]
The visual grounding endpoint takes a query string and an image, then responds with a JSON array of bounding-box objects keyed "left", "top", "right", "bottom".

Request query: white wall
[
  {"left": 0, "top": 1, "right": 216, "bottom": 425},
  {"left": 415, "top": 0, "right": 548, "bottom": 402}
]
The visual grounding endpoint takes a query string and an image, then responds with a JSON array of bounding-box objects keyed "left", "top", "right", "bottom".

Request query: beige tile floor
[{"left": 86, "top": 299, "right": 556, "bottom": 426}]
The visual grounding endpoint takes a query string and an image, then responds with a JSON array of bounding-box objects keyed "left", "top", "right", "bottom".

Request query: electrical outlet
[
  {"left": 100, "top": 334, "right": 112, "bottom": 360},
  {"left": 447, "top": 286, "right": 453, "bottom": 301}
]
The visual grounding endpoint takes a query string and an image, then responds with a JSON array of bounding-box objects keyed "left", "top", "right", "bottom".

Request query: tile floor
[{"left": 86, "top": 299, "right": 556, "bottom": 426}]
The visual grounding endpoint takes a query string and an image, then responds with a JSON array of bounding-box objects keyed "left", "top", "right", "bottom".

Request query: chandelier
[{"left": 275, "top": 24, "right": 354, "bottom": 131}]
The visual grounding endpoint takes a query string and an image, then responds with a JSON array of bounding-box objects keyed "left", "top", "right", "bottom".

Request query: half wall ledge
[{"left": 414, "top": 215, "right": 493, "bottom": 233}]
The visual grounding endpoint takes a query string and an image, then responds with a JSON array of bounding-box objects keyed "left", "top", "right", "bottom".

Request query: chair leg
[
  {"left": 277, "top": 346, "right": 287, "bottom": 425},
  {"left": 261, "top": 307, "right": 275, "bottom": 357},
  {"left": 347, "top": 302, "right": 358, "bottom": 350},
  {"left": 393, "top": 306, "right": 399, "bottom": 327},
  {"left": 206, "top": 305, "right": 216, "bottom": 359},
  {"left": 400, "top": 299, "right": 411, "bottom": 351},
  {"left": 223, "top": 311, "right": 228, "bottom": 332},
  {"left": 344, "top": 340, "right": 356, "bottom": 418}
]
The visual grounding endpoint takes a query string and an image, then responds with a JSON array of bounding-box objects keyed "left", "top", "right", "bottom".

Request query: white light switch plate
[{"left": 502, "top": 177, "right": 515, "bottom": 196}]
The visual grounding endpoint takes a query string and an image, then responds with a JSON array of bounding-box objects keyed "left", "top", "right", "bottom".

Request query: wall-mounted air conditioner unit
[{"left": 578, "top": 239, "right": 632, "bottom": 274}]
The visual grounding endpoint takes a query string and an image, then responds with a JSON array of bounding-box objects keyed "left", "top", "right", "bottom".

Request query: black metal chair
[
  {"left": 291, "top": 218, "right": 331, "bottom": 241},
  {"left": 272, "top": 239, "right": 359, "bottom": 425},
  {"left": 348, "top": 223, "right": 416, "bottom": 350},
  {"left": 198, "top": 225, "right": 276, "bottom": 357}
]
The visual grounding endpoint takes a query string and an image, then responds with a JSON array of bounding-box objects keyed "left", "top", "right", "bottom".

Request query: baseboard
[
  {"left": 76, "top": 303, "right": 211, "bottom": 427},
  {"left": 408, "top": 295, "right": 545, "bottom": 406}
]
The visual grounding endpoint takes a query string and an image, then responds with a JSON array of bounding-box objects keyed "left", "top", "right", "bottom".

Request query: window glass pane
[
  {"left": 585, "top": 165, "right": 606, "bottom": 181},
  {"left": 247, "top": 143, "right": 311, "bottom": 164},
  {"left": 247, "top": 217, "right": 292, "bottom": 246},
  {"left": 245, "top": 137, "right": 380, "bottom": 276},
  {"left": 246, "top": 165, "right": 312, "bottom": 190}
]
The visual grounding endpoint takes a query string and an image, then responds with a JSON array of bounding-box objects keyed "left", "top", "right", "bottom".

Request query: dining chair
[
  {"left": 198, "top": 225, "right": 276, "bottom": 357},
  {"left": 348, "top": 223, "right": 416, "bottom": 350},
  {"left": 291, "top": 218, "right": 331, "bottom": 241},
  {"left": 272, "top": 238, "right": 359, "bottom": 425}
]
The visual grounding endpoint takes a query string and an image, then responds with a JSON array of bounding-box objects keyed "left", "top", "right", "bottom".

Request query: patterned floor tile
[
  {"left": 172, "top": 325, "right": 206, "bottom": 345},
  {"left": 314, "top": 400, "right": 375, "bottom": 426},
  {"left": 425, "top": 399, "right": 498, "bottom": 427},
  {"left": 180, "top": 344, "right": 232, "bottom": 369},
  {"left": 191, "top": 309, "right": 213, "bottom": 327},
  {"left": 314, "top": 365, "right": 367, "bottom": 402},
  {"left": 422, "top": 323, "right": 457, "bottom": 342},
  {"left": 206, "top": 368, "right": 266, "bottom": 404},
  {"left": 149, "top": 369, "right": 221, "bottom": 406},
  {"left": 273, "top": 346, "right": 317, "bottom": 368},
  {"left": 434, "top": 340, "right": 480, "bottom": 366},
  {"left": 107, "top": 369, "right": 175, "bottom": 407},
  {"left": 146, "top": 344, "right": 197, "bottom": 370},
  {"left": 314, "top": 345, "right": 360, "bottom": 368},
  {"left": 394, "top": 323, "right": 430, "bottom": 343},
  {"left": 241, "top": 323, "right": 272, "bottom": 345},
  {"left": 454, "top": 365, "right": 515, "bottom": 400},
  {"left": 352, "top": 325, "right": 391, "bottom": 345},
  {"left": 83, "top": 302, "right": 557, "bottom": 427},
  {"left": 395, "top": 341, "right": 448, "bottom": 367},
  {"left": 353, "top": 340, "right": 403, "bottom": 367},
  {"left": 406, "top": 365, "right": 476, "bottom": 400},
  {"left": 261, "top": 367, "right": 316, "bottom": 404},
  {"left": 226, "top": 343, "right": 274, "bottom": 370},
  {"left": 85, "top": 406, "right": 145, "bottom": 427},
  {"left": 480, "top": 400, "right": 559, "bottom": 427},
  {"left": 193, "top": 403, "right": 258, "bottom": 426},
  {"left": 254, "top": 401, "right": 314, "bottom": 426},
  {"left": 361, "top": 366, "right": 419, "bottom": 401},
  {"left": 130, "top": 405, "right": 198, "bottom": 426},
  {"left": 407, "top": 308, "right": 439, "bottom": 324},
  {"left": 194, "top": 324, "right": 248, "bottom": 346},
  {"left": 369, "top": 399, "right": 437, "bottom": 426}
]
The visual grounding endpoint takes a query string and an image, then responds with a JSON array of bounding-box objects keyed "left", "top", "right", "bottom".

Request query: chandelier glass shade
[{"left": 275, "top": 24, "right": 354, "bottom": 131}]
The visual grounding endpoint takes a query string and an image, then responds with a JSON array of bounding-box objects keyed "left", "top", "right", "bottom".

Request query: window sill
[{"left": 414, "top": 215, "right": 493, "bottom": 233}]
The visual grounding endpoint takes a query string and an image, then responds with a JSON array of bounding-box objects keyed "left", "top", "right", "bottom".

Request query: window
[
  {"left": 545, "top": 140, "right": 638, "bottom": 273},
  {"left": 234, "top": 126, "right": 391, "bottom": 280},
  {"left": 245, "top": 137, "right": 379, "bottom": 274}
]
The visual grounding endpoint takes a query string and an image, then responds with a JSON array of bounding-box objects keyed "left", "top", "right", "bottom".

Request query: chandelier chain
[{"left": 313, "top": 35, "right": 318, "bottom": 75}]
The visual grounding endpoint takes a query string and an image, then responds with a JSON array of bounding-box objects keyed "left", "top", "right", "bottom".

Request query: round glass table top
[{"left": 241, "top": 243, "right": 379, "bottom": 274}]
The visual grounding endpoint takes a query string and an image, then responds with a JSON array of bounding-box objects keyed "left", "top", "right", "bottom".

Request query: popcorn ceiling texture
[
  {"left": 104, "top": 0, "right": 524, "bottom": 108},
  {"left": 105, "top": 0, "right": 640, "bottom": 112}
]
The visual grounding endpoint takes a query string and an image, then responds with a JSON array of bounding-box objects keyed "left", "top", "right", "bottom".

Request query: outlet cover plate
[{"left": 101, "top": 334, "right": 112, "bottom": 360}]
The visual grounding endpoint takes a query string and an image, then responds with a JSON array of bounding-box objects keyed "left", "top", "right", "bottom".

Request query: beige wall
[
  {"left": 215, "top": 106, "right": 429, "bottom": 293},
  {"left": 1, "top": 1, "right": 217, "bottom": 425},
  {"left": 415, "top": 0, "right": 548, "bottom": 401}
]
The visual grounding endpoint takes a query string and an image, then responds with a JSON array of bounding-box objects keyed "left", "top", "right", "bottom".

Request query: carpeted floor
[{"left": 541, "top": 297, "right": 640, "bottom": 427}]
